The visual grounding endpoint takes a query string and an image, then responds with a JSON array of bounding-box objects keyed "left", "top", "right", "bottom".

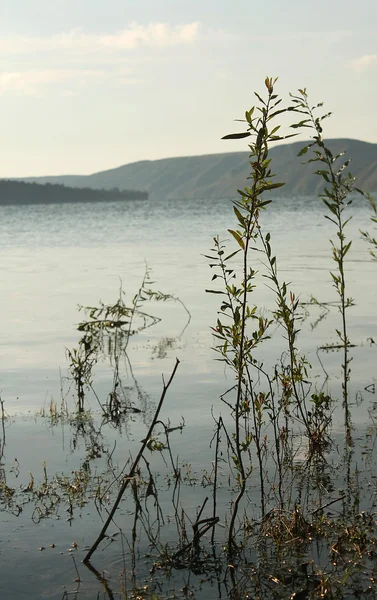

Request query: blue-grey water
[
  {"left": 0, "top": 195, "right": 377, "bottom": 598},
  {"left": 0, "top": 195, "right": 375, "bottom": 421}
]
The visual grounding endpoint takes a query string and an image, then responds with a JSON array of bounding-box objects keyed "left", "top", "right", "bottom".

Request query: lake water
[
  {"left": 0, "top": 195, "right": 375, "bottom": 419},
  {"left": 1, "top": 195, "right": 377, "bottom": 598}
]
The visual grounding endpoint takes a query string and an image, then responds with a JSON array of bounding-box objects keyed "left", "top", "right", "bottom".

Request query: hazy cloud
[
  {"left": 100, "top": 22, "right": 200, "bottom": 49},
  {"left": 0, "top": 69, "right": 105, "bottom": 95},
  {"left": 349, "top": 54, "right": 377, "bottom": 71},
  {"left": 0, "top": 22, "right": 201, "bottom": 56}
]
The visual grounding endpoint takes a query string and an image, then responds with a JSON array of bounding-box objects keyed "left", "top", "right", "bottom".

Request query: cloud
[
  {"left": 0, "top": 22, "right": 201, "bottom": 56},
  {"left": 349, "top": 54, "right": 377, "bottom": 71},
  {"left": 100, "top": 22, "right": 200, "bottom": 49},
  {"left": 0, "top": 69, "right": 105, "bottom": 95}
]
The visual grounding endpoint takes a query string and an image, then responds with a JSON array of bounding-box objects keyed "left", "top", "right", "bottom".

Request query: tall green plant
[
  {"left": 206, "top": 78, "right": 311, "bottom": 552},
  {"left": 290, "top": 90, "right": 355, "bottom": 440}
]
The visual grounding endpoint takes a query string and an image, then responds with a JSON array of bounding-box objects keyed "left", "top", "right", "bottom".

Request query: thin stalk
[
  {"left": 83, "top": 358, "right": 180, "bottom": 562},
  {"left": 255, "top": 363, "right": 284, "bottom": 507},
  {"left": 227, "top": 92, "right": 273, "bottom": 551},
  {"left": 246, "top": 371, "right": 265, "bottom": 516},
  {"left": 259, "top": 230, "right": 310, "bottom": 434},
  {"left": 292, "top": 92, "right": 353, "bottom": 439},
  {"left": 211, "top": 416, "right": 222, "bottom": 545}
]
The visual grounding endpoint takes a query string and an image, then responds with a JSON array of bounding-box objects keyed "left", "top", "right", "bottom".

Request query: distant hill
[
  {"left": 18, "top": 139, "right": 377, "bottom": 200},
  {"left": 0, "top": 180, "right": 148, "bottom": 206}
]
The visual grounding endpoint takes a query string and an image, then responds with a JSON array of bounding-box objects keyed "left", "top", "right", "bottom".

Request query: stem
[
  {"left": 83, "top": 358, "right": 180, "bottom": 563},
  {"left": 228, "top": 93, "right": 272, "bottom": 553},
  {"left": 246, "top": 370, "right": 265, "bottom": 516},
  {"left": 211, "top": 416, "right": 222, "bottom": 545},
  {"left": 293, "top": 91, "right": 353, "bottom": 440},
  {"left": 259, "top": 230, "right": 310, "bottom": 435}
]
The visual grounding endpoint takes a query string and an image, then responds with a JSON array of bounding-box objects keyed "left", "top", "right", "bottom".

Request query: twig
[
  {"left": 71, "top": 554, "right": 81, "bottom": 582},
  {"left": 83, "top": 559, "right": 115, "bottom": 599},
  {"left": 211, "top": 417, "right": 222, "bottom": 544},
  {"left": 312, "top": 495, "right": 346, "bottom": 515},
  {"left": 171, "top": 517, "right": 219, "bottom": 561},
  {"left": 83, "top": 358, "right": 180, "bottom": 562}
]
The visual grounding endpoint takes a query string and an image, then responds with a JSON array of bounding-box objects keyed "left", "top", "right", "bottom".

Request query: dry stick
[
  {"left": 0, "top": 397, "right": 6, "bottom": 459},
  {"left": 311, "top": 494, "right": 346, "bottom": 516},
  {"left": 71, "top": 554, "right": 81, "bottom": 582},
  {"left": 83, "top": 559, "right": 116, "bottom": 600},
  {"left": 211, "top": 417, "right": 222, "bottom": 544},
  {"left": 83, "top": 358, "right": 180, "bottom": 563},
  {"left": 172, "top": 517, "right": 219, "bottom": 561}
]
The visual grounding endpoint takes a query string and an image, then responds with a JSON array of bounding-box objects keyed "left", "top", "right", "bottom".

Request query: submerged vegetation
[{"left": 2, "top": 79, "right": 377, "bottom": 599}]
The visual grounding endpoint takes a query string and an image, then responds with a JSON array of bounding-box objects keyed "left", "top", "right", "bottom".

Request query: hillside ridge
[{"left": 17, "top": 138, "right": 377, "bottom": 199}]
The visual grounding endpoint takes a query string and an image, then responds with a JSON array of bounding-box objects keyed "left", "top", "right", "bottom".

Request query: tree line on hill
[{"left": 0, "top": 180, "right": 148, "bottom": 206}]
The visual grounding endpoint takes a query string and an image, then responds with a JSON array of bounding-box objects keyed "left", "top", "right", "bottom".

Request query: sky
[{"left": 0, "top": 0, "right": 376, "bottom": 176}]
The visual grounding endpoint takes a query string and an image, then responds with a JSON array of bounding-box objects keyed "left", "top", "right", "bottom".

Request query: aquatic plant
[
  {"left": 205, "top": 78, "right": 323, "bottom": 554},
  {"left": 3, "top": 79, "right": 377, "bottom": 600},
  {"left": 60, "top": 80, "right": 376, "bottom": 600},
  {"left": 65, "top": 267, "right": 190, "bottom": 416},
  {"left": 290, "top": 89, "right": 356, "bottom": 440}
]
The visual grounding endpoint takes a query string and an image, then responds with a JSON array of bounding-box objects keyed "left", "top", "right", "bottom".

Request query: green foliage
[
  {"left": 290, "top": 89, "right": 355, "bottom": 437},
  {"left": 359, "top": 190, "right": 377, "bottom": 259},
  {"left": 66, "top": 268, "right": 190, "bottom": 415},
  {"left": 6, "top": 78, "right": 377, "bottom": 600},
  {"left": 206, "top": 79, "right": 371, "bottom": 557},
  {"left": 207, "top": 78, "right": 318, "bottom": 552}
]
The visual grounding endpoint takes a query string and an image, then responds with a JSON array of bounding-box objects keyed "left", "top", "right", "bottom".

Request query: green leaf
[
  {"left": 245, "top": 107, "right": 255, "bottom": 123},
  {"left": 343, "top": 241, "right": 352, "bottom": 256},
  {"left": 290, "top": 119, "right": 311, "bottom": 129},
  {"left": 269, "top": 125, "right": 281, "bottom": 136},
  {"left": 228, "top": 229, "right": 245, "bottom": 250},
  {"left": 324, "top": 215, "right": 337, "bottom": 226},
  {"left": 224, "top": 249, "right": 241, "bottom": 261},
  {"left": 254, "top": 92, "right": 266, "bottom": 105},
  {"left": 222, "top": 132, "right": 251, "bottom": 140},
  {"left": 265, "top": 181, "right": 285, "bottom": 190},
  {"left": 305, "top": 157, "right": 323, "bottom": 164},
  {"left": 257, "top": 181, "right": 285, "bottom": 194},
  {"left": 297, "top": 145, "right": 310, "bottom": 157},
  {"left": 278, "top": 133, "right": 298, "bottom": 141},
  {"left": 268, "top": 108, "right": 288, "bottom": 120},
  {"left": 315, "top": 170, "right": 331, "bottom": 183},
  {"left": 256, "top": 127, "right": 266, "bottom": 148},
  {"left": 233, "top": 205, "right": 245, "bottom": 225}
]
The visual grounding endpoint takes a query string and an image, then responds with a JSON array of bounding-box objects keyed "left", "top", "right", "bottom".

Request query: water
[
  {"left": 1, "top": 195, "right": 377, "bottom": 598},
  {"left": 0, "top": 195, "right": 375, "bottom": 420}
]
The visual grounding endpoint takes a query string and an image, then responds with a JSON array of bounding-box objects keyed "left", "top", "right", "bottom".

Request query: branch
[{"left": 83, "top": 358, "right": 180, "bottom": 563}]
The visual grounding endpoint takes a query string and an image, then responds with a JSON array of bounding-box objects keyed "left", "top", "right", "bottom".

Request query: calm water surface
[
  {"left": 0, "top": 195, "right": 375, "bottom": 421},
  {"left": 0, "top": 195, "right": 376, "bottom": 598}
]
